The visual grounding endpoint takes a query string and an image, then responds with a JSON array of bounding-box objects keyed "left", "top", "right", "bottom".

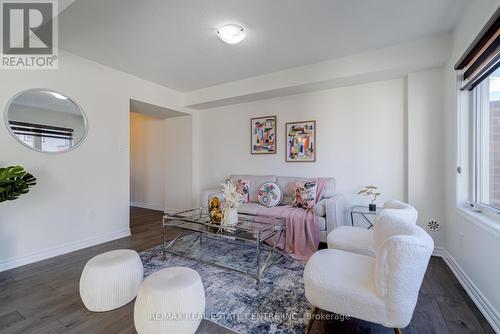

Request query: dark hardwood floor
[{"left": 0, "top": 207, "right": 494, "bottom": 334}]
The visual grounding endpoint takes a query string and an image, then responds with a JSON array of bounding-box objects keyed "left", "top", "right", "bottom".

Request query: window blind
[
  {"left": 9, "top": 121, "right": 74, "bottom": 140},
  {"left": 455, "top": 7, "right": 500, "bottom": 90}
]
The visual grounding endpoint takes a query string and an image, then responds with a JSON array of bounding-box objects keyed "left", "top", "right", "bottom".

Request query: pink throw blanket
[{"left": 257, "top": 178, "right": 327, "bottom": 261}]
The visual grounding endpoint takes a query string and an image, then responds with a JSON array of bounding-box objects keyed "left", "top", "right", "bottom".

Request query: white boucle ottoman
[
  {"left": 134, "top": 267, "right": 205, "bottom": 334},
  {"left": 79, "top": 249, "right": 143, "bottom": 312}
]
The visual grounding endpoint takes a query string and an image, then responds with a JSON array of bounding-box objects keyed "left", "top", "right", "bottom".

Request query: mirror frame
[{"left": 3, "top": 88, "right": 88, "bottom": 154}]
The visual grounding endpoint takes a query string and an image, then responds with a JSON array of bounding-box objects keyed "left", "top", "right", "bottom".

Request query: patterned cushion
[
  {"left": 257, "top": 182, "right": 283, "bottom": 207},
  {"left": 277, "top": 176, "right": 315, "bottom": 205},
  {"left": 232, "top": 179, "right": 250, "bottom": 203},
  {"left": 292, "top": 180, "right": 317, "bottom": 210},
  {"left": 277, "top": 176, "right": 335, "bottom": 204},
  {"left": 229, "top": 175, "right": 277, "bottom": 202}
]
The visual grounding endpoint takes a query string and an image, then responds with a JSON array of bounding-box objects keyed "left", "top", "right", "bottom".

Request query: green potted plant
[
  {"left": 358, "top": 185, "right": 380, "bottom": 211},
  {"left": 0, "top": 165, "right": 36, "bottom": 203}
]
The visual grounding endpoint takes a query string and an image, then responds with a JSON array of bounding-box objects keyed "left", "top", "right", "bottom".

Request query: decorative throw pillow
[
  {"left": 232, "top": 178, "right": 250, "bottom": 203},
  {"left": 258, "top": 182, "right": 283, "bottom": 207},
  {"left": 292, "top": 180, "right": 317, "bottom": 210}
]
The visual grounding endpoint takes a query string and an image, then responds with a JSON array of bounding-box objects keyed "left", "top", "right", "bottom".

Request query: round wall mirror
[{"left": 4, "top": 89, "right": 87, "bottom": 153}]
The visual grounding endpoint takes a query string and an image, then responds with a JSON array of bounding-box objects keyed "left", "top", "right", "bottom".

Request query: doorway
[{"left": 129, "top": 99, "right": 191, "bottom": 232}]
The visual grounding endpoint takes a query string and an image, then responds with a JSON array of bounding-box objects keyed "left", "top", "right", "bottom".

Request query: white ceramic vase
[{"left": 223, "top": 207, "right": 238, "bottom": 226}]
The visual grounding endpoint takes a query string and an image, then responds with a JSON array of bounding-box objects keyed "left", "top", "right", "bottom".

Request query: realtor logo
[{"left": 1, "top": 0, "right": 58, "bottom": 69}]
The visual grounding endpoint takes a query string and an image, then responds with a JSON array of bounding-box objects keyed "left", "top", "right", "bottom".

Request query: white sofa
[{"left": 201, "top": 175, "right": 345, "bottom": 242}]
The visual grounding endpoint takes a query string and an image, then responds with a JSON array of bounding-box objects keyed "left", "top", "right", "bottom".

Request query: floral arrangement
[
  {"left": 218, "top": 179, "right": 242, "bottom": 232},
  {"left": 357, "top": 185, "right": 380, "bottom": 204},
  {"left": 221, "top": 179, "right": 242, "bottom": 210}
]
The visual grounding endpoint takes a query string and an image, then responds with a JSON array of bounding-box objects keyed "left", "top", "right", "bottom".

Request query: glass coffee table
[{"left": 162, "top": 208, "right": 285, "bottom": 286}]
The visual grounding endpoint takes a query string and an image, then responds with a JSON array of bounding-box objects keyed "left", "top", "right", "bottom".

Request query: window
[
  {"left": 474, "top": 68, "right": 500, "bottom": 210},
  {"left": 9, "top": 121, "right": 74, "bottom": 153},
  {"left": 455, "top": 9, "right": 500, "bottom": 213}
]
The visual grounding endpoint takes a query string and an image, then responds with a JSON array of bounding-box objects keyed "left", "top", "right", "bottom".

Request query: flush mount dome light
[{"left": 217, "top": 24, "right": 246, "bottom": 44}]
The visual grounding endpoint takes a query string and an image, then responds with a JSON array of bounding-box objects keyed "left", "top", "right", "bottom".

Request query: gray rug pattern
[{"left": 139, "top": 234, "right": 310, "bottom": 334}]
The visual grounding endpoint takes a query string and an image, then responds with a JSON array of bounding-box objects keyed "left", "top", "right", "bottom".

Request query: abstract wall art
[
  {"left": 251, "top": 116, "right": 277, "bottom": 154},
  {"left": 286, "top": 120, "right": 316, "bottom": 162}
]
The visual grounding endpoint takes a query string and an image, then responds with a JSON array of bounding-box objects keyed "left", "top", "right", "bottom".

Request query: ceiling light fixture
[
  {"left": 217, "top": 24, "right": 246, "bottom": 44},
  {"left": 50, "top": 92, "right": 67, "bottom": 100}
]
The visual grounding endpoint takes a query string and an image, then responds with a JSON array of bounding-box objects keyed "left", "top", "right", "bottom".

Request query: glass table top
[
  {"left": 351, "top": 205, "right": 382, "bottom": 214},
  {"left": 163, "top": 208, "right": 284, "bottom": 242}
]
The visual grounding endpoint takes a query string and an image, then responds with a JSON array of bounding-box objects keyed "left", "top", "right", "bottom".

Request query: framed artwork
[
  {"left": 286, "top": 120, "right": 316, "bottom": 162},
  {"left": 251, "top": 116, "right": 277, "bottom": 154}
]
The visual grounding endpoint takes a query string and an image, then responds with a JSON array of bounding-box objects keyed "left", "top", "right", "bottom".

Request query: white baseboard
[
  {"left": 0, "top": 229, "right": 131, "bottom": 272},
  {"left": 130, "top": 201, "right": 164, "bottom": 211},
  {"left": 432, "top": 246, "right": 447, "bottom": 257},
  {"left": 434, "top": 247, "right": 500, "bottom": 333},
  {"left": 130, "top": 203, "right": 184, "bottom": 215}
]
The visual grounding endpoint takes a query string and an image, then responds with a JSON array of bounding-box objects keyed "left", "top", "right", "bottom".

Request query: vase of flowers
[
  {"left": 223, "top": 207, "right": 238, "bottom": 226},
  {"left": 358, "top": 185, "right": 380, "bottom": 211},
  {"left": 221, "top": 180, "right": 242, "bottom": 228}
]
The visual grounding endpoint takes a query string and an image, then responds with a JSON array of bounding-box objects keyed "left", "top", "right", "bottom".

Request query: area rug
[{"left": 139, "top": 234, "right": 311, "bottom": 334}]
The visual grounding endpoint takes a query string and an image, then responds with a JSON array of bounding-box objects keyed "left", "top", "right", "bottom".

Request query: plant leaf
[{"left": 0, "top": 165, "right": 36, "bottom": 204}]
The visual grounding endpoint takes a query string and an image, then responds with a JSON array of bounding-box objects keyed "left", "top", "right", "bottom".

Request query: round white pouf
[
  {"left": 79, "top": 249, "right": 143, "bottom": 312},
  {"left": 134, "top": 267, "right": 205, "bottom": 334}
]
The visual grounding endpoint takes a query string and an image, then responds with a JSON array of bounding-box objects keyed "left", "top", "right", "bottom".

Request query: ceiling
[
  {"left": 58, "top": 0, "right": 466, "bottom": 92},
  {"left": 130, "top": 99, "right": 188, "bottom": 119},
  {"left": 11, "top": 90, "right": 82, "bottom": 116}
]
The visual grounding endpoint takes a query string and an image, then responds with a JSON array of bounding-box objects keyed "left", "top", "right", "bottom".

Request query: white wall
[
  {"left": 443, "top": 0, "right": 500, "bottom": 329},
  {"left": 408, "top": 68, "right": 446, "bottom": 245},
  {"left": 164, "top": 116, "right": 193, "bottom": 211},
  {"left": 198, "top": 79, "right": 407, "bottom": 209},
  {"left": 196, "top": 74, "right": 448, "bottom": 246},
  {"left": 130, "top": 112, "right": 166, "bottom": 210},
  {"left": 0, "top": 50, "right": 185, "bottom": 271},
  {"left": 129, "top": 112, "right": 193, "bottom": 212}
]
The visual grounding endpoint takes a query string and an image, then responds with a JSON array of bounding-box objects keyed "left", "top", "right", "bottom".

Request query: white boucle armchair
[
  {"left": 326, "top": 200, "right": 418, "bottom": 256},
  {"left": 304, "top": 208, "right": 434, "bottom": 333}
]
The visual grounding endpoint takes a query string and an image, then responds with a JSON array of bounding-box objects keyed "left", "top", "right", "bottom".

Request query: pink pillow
[{"left": 292, "top": 180, "right": 317, "bottom": 210}]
